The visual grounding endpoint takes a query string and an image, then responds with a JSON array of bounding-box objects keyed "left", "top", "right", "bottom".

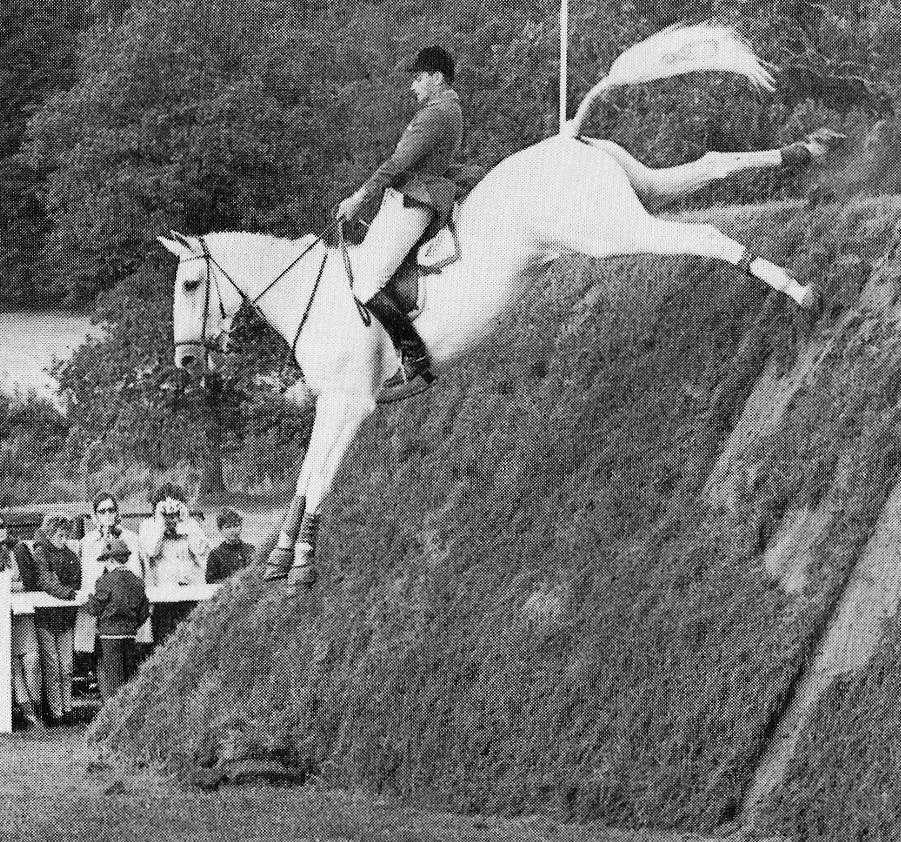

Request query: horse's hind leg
[
  {"left": 563, "top": 201, "right": 817, "bottom": 309},
  {"left": 624, "top": 216, "right": 818, "bottom": 308},
  {"left": 582, "top": 138, "right": 798, "bottom": 211}
]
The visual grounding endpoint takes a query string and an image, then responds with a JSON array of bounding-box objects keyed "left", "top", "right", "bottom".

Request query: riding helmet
[{"left": 407, "top": 45, "right": 455, "bottom": 84}]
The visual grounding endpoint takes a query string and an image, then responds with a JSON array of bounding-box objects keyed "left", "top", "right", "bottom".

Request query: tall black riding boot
[{"left": 366, "top": 287, "right": 434, "bottom": 386}]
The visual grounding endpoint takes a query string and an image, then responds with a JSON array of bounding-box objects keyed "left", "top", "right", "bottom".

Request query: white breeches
[{"left": 356, "top": 188, "right": 433, "bottom": 303}]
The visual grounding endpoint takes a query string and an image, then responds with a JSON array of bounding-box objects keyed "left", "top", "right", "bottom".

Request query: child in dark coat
[
  {"left": 86, "top": 536, "right": 150, "bottom": 701},
  {"left": 205, "top": 508, "right": 255, "bottom": 584}
]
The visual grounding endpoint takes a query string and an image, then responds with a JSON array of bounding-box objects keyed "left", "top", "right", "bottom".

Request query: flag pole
[{"left": 559, "top": 0, "right": 568, "bottom": 131}]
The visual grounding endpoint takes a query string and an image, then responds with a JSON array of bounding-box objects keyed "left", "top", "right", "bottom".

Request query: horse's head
[{"left": 157, "top": 230, "right": 234, "bottom": 373}]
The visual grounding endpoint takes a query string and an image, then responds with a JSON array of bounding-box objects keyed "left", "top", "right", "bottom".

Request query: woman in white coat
[{"left": 75, "top": 493, "right": 148, "bottom": 660}]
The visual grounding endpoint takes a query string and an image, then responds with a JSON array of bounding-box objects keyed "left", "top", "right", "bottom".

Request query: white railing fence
[{"left": 0, "top": 569, "right": 219, "bottom": 734}]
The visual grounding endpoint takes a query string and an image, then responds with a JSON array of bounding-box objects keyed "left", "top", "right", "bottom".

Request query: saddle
[
  {"left": 388, "top": 162, "right": 484, "bottom": 316},
  {"left": 390, "top": 207, "right": 462, "bottom": 316}
]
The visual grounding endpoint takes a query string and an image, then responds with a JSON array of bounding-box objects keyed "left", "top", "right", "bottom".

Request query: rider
[{"left": 336, "top": 45, "right": 464, "bottom": 388}]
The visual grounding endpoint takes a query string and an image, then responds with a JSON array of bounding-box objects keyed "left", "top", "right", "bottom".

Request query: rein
[
  {"left": 249, "top": 219, "right": 338, "bottom": 309},
  {"left": 338, "top": 222, "right": 372, "bottom": 327},
  {"left": 178, "top": 223, "right": 337, "bottom": 361}
]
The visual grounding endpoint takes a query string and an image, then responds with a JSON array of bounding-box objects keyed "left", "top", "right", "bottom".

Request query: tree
[
  {"left": 0, "top": 0, "right": 83, "bottom": 308},
  {"left": 22, "top": 0, "right": 351, "bottom": 487},
  {"left": 24, "top": 0, "right": 350, "bottom": 304}
]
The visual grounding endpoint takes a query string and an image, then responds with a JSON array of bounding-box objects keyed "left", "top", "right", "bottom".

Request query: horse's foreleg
[
  {"left": 262, "top": 390, "right": 371, "bottom": 586},
  {"left": 283, "top": 391, "right": 373, "bottom": 590}
]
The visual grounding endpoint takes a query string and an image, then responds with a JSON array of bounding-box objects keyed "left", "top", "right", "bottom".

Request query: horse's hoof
[
  {"left": 377, "top": 373, "right": 434, "bottom": 404},
  {"left": 806, "top": 127, "right": 847, "bottom": 159},
  {"left": 286, "top": 563, "right": 318, "bottom": 591},
  {"left": 798, "top": 283, "right": 822, "bottom": 312},
  {"left": 262, "top": 547, "right": 293, "bottom": 581},
  {"left": 284, "top": 543, "right": 317, "bottom": 591}
]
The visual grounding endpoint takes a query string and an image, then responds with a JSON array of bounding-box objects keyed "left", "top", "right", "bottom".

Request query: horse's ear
[
  {"left": 158, "top": 235, "right": 190, "bottom": 258},
  {"left": 171, "top": 230, "right": 202, "bottom": 252}
]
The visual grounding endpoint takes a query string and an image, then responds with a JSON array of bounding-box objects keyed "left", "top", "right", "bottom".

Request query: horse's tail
[{"left": 564, "top": 22, "right": 776, "bottom": 138}]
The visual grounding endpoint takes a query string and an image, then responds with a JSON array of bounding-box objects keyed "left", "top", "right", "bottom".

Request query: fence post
[{"left": 0, "top": 569, "right": 11, "bottom": 735}]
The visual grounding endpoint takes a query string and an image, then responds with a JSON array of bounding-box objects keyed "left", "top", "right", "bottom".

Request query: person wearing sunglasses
[{"left": 74, "top": 494, "right": 145, "bottom": 666}]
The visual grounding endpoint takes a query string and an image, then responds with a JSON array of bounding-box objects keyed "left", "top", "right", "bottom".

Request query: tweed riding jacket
[{"left": 359, "top": 87, "right": 463, "bottom": 221}]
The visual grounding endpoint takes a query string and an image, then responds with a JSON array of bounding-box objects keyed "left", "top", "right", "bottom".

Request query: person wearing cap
[
  {"left": 75, "top": 493, "right": 146, "bottom": 666},
  {"left": 206, "top": 508, "right": 255, "bottom": 584},
  {"left": 33, "top": 514, "right": 82, "bottom": 725},
  {"left": 336, "top": 44, "right": 464, "bottom": 388},
  {"left": 86, "top": 536, "right": 150, "bottom": 701}
]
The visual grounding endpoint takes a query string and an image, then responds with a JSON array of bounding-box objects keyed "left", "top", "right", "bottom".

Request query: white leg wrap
[{"left": 750, "top": 257, "right": 807, "bottom": 304}]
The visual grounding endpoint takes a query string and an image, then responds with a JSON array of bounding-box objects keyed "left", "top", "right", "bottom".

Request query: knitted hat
[{"left": 98, "top": 536, "right": 130, "bottom": 562}]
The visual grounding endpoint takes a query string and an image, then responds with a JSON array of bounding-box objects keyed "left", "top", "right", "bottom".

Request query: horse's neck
[{"left": 206, "top": 232, "right": 325, "bottom": 339}]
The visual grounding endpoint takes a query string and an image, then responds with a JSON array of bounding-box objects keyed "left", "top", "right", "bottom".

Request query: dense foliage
[
  {"left": 0, "top": 0, "right": 82, "bottom": 307},
  {"left": 0, "top": 388, "right": 70, "bottom": 506},
  {"left": 4, "top": 0, "right": 901, "bottom": 490}
]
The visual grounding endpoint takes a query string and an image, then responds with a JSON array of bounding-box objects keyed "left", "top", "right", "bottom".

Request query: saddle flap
[
  {"left": 390, "top": 204, "right": 462, "bottom": 317},
  {"left": 416, "top": 205, "right": 461, "bottom": 272}
]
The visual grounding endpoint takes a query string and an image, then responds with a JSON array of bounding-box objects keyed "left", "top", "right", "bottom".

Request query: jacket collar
[{"left": 419, "top": 86, "right": 459, "bottom": 109}]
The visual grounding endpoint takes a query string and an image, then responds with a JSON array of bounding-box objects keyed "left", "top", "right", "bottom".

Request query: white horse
[{"left": 160, "top": 24, "right": 836, "bottom": 591}]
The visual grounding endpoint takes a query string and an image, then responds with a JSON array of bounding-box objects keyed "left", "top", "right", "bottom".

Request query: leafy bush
[{"left": 0, "top": 388, "right": 73, "bottom": 505}]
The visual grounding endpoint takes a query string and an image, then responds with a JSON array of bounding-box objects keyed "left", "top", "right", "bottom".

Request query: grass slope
[{"left": 90, "top": 198, "right": 901, "bottom": 836}]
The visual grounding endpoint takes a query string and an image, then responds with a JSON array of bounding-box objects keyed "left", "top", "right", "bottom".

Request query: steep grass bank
[
  {"left": 745, "top": 201, "right": 901, "bottom": 841},
  {"left": 90, "top": 198, "right": 901, "bottom": 834}
]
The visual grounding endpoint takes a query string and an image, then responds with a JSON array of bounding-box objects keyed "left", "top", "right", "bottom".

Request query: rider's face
[{"left": 410, "top": 71, "right": 441, "bottom": 103}]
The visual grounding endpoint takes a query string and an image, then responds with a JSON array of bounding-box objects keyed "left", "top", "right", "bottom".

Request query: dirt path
[{"left": 0, "top": 727, "right": 765, "bottom": 842}]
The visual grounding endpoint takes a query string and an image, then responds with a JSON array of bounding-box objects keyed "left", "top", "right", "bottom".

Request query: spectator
[
  {"left": 138, "top": 483, "right": 209, "bottom": 646},
  {"left": 33, "top": 515, "right": 81, "bottom": 726},
  {"left": 86, "top": 536, "right": 150, "bottom": 701},
  {"left": 206, "top": 508, "right": 255, "bottom": 584},
  {"left": 75, "top": 493, "right": 146, "bottom": 661},
  {"left": 1, "top": 515, "right": 43, "bottom": 730}
]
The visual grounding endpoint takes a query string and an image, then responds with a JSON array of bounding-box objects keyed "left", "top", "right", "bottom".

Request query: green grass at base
[{"left": 0, "top": 729, "right": 754, "bottom": 842}]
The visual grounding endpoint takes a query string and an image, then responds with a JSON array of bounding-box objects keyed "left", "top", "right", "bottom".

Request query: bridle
[
  {"left": 173, "top": 224, "right": 336, "bottom": 361},
  {"left": 173, "top": 238, "right": 228, "bottom": 356}
]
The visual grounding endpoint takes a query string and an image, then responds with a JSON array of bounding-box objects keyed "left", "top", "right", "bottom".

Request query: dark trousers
[
  {"left": 150, "top": 602, "right": 196, "bottom": 647},
  {"left": 97, "top": 637, "right": 137, "bottom": 701}
]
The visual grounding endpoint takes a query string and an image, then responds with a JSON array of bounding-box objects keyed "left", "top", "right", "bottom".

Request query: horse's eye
[{"left": 184, "top": 278, "right": 201, "bottom": 292}]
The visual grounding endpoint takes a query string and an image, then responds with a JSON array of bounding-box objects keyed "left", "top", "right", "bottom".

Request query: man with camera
[{"left": 138, "top": 483, "right": 209, "bottom": 645}]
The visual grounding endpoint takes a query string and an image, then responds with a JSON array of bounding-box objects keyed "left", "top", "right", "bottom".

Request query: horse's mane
[{"left": 207, "top": 230, "right": 322, "bottom": 259}]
